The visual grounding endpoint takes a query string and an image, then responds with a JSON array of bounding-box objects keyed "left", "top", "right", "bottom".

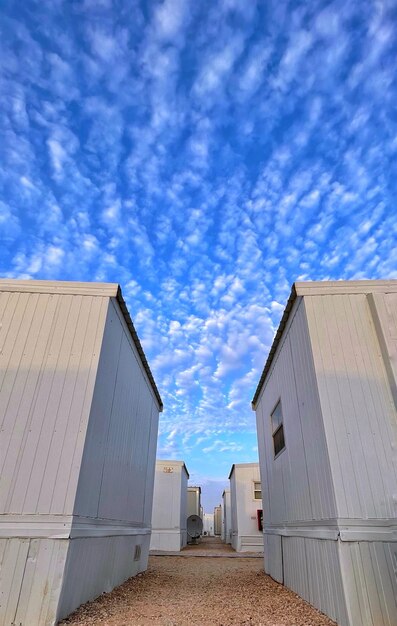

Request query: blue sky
[{"left": 1, "top": 0, "right": 397, "bottom": 511}]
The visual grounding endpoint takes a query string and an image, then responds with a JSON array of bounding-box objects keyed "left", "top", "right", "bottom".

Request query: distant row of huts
[
  {"left": 149, "top": 460, "right": 263, "bottom": 553},
  {"left": 0, "top": 278, "right": 396, "bottom": 626}
]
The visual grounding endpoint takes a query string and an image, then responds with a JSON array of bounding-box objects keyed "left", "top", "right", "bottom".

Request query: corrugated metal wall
[
  {"left": 256, "top": 298, "right": 337, "bottom": 526},
  {"left": 340, "top": 540, "right": 397, "bottom": 626},
  {"left": 0, "top": 290, "right": 107, "bottom": 516},
  {"left": 57, "top": 534, "right": 150, "bottom": 621},
  {"left": 255, "top": 284, "right": 397, "bottom": 626},
  {"left": 0, "top": 537, "right": 68, "bottom": 626},
  {"left": 222, "top": 490, "right": 232, "bottom": 544},
  {"left": 229, "top": 473, "right": 238, "bottom": 550},
  {"left": 225, "top": 490, "right": 232, "bottom": 544},
  {"left": 263, "top": 533, "right": 283, "bottom": 583},
  {"left": 0, "top": 282, "right": 161, "bottom": 625},
  {"left": 74, "top": 298, "right": 159, "bottom": 524},
  {"left": 303, "top": 538, "right": 348, "bottom": 624},
  {"left": 305, "top": 293, "right": 397, "bottom": 520},
  {"left": 179, "top": 468, "right": 188, "bottom": 542}
]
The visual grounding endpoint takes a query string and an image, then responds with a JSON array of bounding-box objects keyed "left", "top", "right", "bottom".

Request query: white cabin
[
  {"left": 187, "top": 486, "right": 201, "bottom": 517},
  {"left": 150, "top": 460, "right": 189, "bottom": 551},
  {"left": 228, "top": 463, "right": 263, "bottom": 552},
  {"left": 0, "top": 280, "right": 162, "bottom": 625},
  {"left": 253, "top": 280, "right": 397, "bottom": 626},
  {"left": 214, "top": 505, "right": 222, "bottom": 536},
  {"left": 222, "top": 489, "right": 232, "bottom": 544},
  {"left": 203, "top": 513, "right": 214, "bottom": 536}
]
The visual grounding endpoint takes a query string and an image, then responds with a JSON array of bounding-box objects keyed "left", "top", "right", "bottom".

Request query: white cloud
[
  {"left": 2, "top": 0, "right": 397, "bottom": 496},
  {"left": 153, "top": 0, "right": 189, "bottom": 41}
]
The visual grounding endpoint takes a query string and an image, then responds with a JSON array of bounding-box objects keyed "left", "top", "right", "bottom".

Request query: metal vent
[{"left": 134, "top": 545, "right": 141, "bottom": 561}]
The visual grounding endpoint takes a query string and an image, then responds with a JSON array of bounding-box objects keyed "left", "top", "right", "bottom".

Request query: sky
[{"left": 1, "top": 0, "right": 397, "bottom": 511}]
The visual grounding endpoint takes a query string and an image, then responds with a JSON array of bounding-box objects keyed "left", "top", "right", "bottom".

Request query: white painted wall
[
  {"left": 203, "top": 513, "right": 214, "bottom": 536},
  {"left": 229, "top": 464, "right": 263, "bottom": 552},
  {"left": 304, "top": 290, "right": 397, "bottom": 521},
  {"left": 0, "top": 280, "right": 161, "bottom": 626},
  {"left": 75, "top": 297, "right": 159, "bottom": 524},
  {"left": 255, "top": 297, "right": 336, "bottom": 528},
  {"left": 254, "top": 280, "right": 397, "bottom": 626},
  {"left": 0, "top": 287, "right": 107, "bottom": 517},
  {"left": 222, "top": 489, "right": 232, "bottom": 544},
  {"left": 187, "top": 487, "right": 201, "bottom": 517},
  {"left": 214, "top": 506, "right": 222, "bottom": 535},
  {"left": 150, "top": 461, "right": 189, "bottom": 551}
]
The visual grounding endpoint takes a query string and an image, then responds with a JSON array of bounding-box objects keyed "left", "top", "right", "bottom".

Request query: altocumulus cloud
[{"left": 1, "top": 0, "right": 397, "bottom": 509}]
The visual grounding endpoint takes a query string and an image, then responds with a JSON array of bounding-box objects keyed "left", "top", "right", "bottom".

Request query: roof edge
[
  {"left": 156, "top": 460, "right": 189, "bottom": 477},
  {"left": 0, "top": 278, "right": 119, "bottom": 297},
  {"left": 251, "top": 278, "right": 397, "bottom": 410},
  {"left": 116, "top": 286, "right": 163, "bottom": 412},
  {"left": 294, "top": 279, "right": 397, "bottom": 296},
  {"left": 228, "top": 462, "right": 259, "bottom": 479},
  {"left": 188, "top": 486, "right": 202, "bottom": 493},
  {"left": 251, "top": 283, "right": 298, "bottom": 409}
]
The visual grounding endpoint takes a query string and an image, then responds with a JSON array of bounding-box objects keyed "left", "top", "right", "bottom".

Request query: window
[
  {"left": 271, "top": 400, "right": 285, "bottom": 457},
  {"left": 254, "top": 481, "right": 262, "bottom": 500}
]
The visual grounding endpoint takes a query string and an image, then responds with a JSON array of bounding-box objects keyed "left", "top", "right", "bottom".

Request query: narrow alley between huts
[{"left": 61, "top": 537, "right": 336, "bottom": 626}]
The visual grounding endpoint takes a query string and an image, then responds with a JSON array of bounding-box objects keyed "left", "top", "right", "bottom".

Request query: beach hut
[
  {"left": 228, "top": 463, "right": 263, "bottom": 552},
  {"left": 150, "top": 460, "right": 189, "bottom": 551},
  {"left": 0, "top": 279, "right": 162, "bottom": 625},
  {"left": 252, "top": 280, "right": 397, "bottom": 626}
]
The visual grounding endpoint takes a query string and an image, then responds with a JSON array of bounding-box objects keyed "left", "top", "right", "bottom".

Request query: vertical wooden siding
[{"left": 0, "top": 291, "right": 107, "bottom": 516}]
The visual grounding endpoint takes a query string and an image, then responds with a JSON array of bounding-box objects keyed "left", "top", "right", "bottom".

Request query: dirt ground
[{"left": 61, "top": 539, "right": 336, "bottom": 626}]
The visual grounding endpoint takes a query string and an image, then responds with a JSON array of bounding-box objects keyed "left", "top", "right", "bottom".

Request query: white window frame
[{"left": 253, "top": 481, "right": 262, "bottom": 500}]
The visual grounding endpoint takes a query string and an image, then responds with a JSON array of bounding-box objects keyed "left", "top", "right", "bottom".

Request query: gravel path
[{"left": 61, "top": 540, "right": 336, "bottom": 626}]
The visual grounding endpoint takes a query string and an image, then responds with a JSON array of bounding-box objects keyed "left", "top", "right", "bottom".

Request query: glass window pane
[
  {"left": 271, "top": 401, "right": 283, "bottom": 433},
  {"left": 273, "top": 424, "right": 285, "bottom": 456}
]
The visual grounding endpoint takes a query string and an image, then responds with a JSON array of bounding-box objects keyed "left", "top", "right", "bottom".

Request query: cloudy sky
[{"left": 1, "top": 0, "right": 397, "bottom": 510}]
